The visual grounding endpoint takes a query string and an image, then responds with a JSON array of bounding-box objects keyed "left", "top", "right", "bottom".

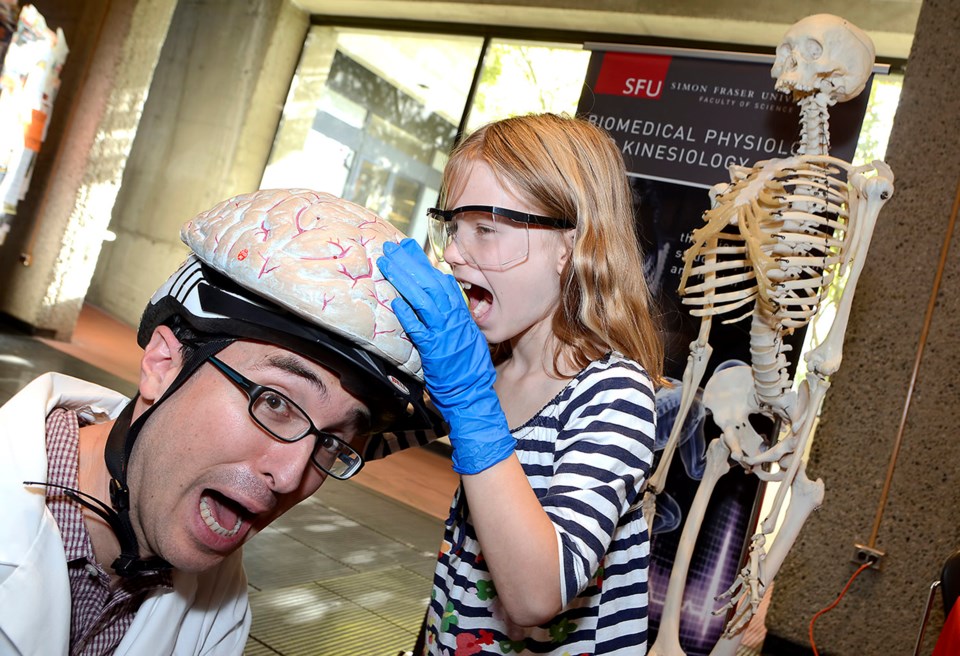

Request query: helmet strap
[{"left": 103, "top": 337, "right": 234, "bottom": 576}]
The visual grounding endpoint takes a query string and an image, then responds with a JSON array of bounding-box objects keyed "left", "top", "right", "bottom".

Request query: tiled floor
[
  {"left": 1, "top": 306, "right": 454, "bottom": 656},
  {"left": 243, "top": 481, "right": 440, "bottom": 655},
  {"left": 0, "top": 319, "right": 138, "bottom": 404}
]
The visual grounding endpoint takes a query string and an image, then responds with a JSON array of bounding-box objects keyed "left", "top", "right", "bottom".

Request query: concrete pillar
[
  {"left": 0, "top": 0, "right": 177, "bottom": 339},
  {"left": 85, "top": 0, "right": 309, "bottom": 326},
  {"left": 764, "top": 1, "right": 960, "bottom": 654}
]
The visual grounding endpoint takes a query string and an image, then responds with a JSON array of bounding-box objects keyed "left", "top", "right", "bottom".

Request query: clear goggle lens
[{"left": 428, "top": 209, "right": 530, "bottom": 270}]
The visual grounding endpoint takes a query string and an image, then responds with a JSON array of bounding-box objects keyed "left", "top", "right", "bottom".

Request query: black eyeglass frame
[
  {"left": 206, "top": 355, "right": 364, "bottom": 480},
  {"left": 427, "top": 205, "right": 575, "bottom": 230}
]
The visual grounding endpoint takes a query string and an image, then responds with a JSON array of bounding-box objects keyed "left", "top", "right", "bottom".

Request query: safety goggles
[{"left": 427, "top": 205, "right": 575, "bottom": 270}]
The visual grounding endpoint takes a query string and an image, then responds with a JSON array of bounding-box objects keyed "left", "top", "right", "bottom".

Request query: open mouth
[
  {"left": 459, "top": 280, "right": 493, "bottom": 320},
  {"left": 199, "top": 490, "right": 245, "bottom": 538}
]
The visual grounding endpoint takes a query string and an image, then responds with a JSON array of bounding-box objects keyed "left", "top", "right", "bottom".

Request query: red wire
[{"left": 809, "top": 561, "right": 874, "bottom": 655}]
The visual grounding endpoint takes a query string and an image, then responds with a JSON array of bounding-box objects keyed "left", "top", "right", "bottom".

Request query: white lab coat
[{"left": 0, "top": 373, "right": 251, "bottom": 655}]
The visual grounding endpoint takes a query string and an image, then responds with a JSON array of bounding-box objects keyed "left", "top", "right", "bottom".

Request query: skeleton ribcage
[{"left": 678, "top": 157, "right": 851, "bottom": 408}]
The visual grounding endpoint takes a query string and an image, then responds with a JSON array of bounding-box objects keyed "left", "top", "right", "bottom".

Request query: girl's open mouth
[{"left": 460, "top": 281, "right": 493, "bottom": 320}]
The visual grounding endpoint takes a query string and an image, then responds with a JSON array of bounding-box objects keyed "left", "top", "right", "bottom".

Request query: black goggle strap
[
  {"left": 102, "top": 337, "right": 234, "bottom": 576},
  {"left": 428, "top": 205, "right": 575, "bottom": 230}
]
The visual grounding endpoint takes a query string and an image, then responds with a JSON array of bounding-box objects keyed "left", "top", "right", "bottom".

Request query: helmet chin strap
[
  {"left": 100, "top": 338, "right": 234, "bottom": 577},
  {"left": 101, "top": 400, "right": 170, "bottom": 576}
]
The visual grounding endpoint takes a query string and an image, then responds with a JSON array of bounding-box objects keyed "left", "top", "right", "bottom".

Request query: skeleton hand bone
[{"left": 713, "top": 534, "right": 768, "bottom": 637}]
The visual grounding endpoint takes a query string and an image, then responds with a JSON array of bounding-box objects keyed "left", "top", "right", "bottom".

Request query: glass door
[{"left": 262, "top": 28, "right": 484, "bottom": 241}]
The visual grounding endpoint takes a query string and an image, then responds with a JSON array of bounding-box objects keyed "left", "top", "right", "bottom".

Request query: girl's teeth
[{"left": 200, "top": 495, "right": 242, "bottom": 537}]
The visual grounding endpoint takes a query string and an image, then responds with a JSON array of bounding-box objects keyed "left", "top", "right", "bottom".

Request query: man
[{"left": 0, "top": 189, "right": 442, "bottom": 654}]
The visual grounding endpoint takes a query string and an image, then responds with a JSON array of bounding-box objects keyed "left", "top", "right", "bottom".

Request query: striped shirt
[
  {"left": 45, "top": 407, "right": 171, "bottom": 656},
  {"left": 423, "top": 352, "right": 656, "bottom": 655}
]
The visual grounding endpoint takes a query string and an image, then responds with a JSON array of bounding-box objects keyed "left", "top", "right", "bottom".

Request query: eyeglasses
[
  {"left": 427, "top": 205, "right": 575, "bottom": 270},
  {"left": 206, "top": 355, "right": 364, "bottom": 480}
]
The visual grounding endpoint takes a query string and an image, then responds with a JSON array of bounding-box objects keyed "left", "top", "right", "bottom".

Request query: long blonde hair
[{"left": 442, "top": 113, "right": 664, "bottom": 386}]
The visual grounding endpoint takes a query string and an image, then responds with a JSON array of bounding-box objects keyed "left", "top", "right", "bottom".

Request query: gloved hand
[{"left": 378, "top": 238, "right": 514, "bottom": 475}]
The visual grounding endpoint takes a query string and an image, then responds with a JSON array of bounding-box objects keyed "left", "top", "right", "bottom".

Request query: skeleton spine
[{"left": 749, "top": 313, "right": 792, "bottom": 415}]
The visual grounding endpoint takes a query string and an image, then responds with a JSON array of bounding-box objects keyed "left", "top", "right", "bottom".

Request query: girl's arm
[
  {"left": 461, "top": 456, "right": 562, "bottom": 626},
  {"left": 468, "top": 359, "right": 656, "bottom": 625},
  {"left": 376, "top": 239, "right": 515, "bottom": 478}
]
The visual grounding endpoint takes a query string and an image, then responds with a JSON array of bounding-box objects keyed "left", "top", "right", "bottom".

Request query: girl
[{"left": 378, "top": 113, "right": 664, "bottom": 655}]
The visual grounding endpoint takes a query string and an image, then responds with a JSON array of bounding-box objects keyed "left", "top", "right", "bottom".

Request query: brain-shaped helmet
[{"left": 139, "top": 188, "right": 443, "bottom": 443}]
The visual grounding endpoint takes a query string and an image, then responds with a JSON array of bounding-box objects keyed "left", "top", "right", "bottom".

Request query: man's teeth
[{"left": 199, "top": 495, "right": 242, "bottom": 537}]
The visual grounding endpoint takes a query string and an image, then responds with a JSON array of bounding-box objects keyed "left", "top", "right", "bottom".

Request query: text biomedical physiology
[{"left": 587, "top": 115, "right": 792, "bottom": 169}]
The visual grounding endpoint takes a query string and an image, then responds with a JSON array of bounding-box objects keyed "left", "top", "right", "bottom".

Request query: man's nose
[{"left": 260, "top": 435, "right": 318, "bottom": 494}]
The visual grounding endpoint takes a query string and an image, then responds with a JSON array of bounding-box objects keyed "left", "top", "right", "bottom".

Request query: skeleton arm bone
[
  {"left": 711, "top": 462, "right": 824, "bottom": 645},
  {"left": 713, "top": 534, "right": 767, "bottom": 638},
  {"left": 805, "top": 161, "right": 894, "bottom": 377},
  {"left": 711, "top": 375, "right": 825, "bottom": 637},
  {"left": 643, "top": 317, "right": 713, "bottom": 530},
  {"left": 749, "top": 373, "right": 829, "bottom": 535},
  {"left": 838, "top": 160, "right": 894, "bottom": 276},
  {"left": 754, "top": 461, "right": 825, "bottom": 579}
]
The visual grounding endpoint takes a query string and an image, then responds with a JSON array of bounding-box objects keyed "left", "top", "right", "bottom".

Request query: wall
[
  {"left": 0, "top": 0, "right": 177, "bottom": 338},
  {"left": 85, "top": 0, "right": 309, "bottom": 325},
  {"left": 765, "top": 1, "right": 960, "bottom": 654}
]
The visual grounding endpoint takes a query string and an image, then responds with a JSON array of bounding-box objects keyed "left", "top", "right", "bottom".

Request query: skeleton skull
[{"left": 772, "top": 14, "right": 875, "bottom": 103}]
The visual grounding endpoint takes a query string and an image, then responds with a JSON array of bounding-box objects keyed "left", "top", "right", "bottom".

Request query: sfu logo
[{"left": 593, "top": 52, "right": 671, "bottom": 100}]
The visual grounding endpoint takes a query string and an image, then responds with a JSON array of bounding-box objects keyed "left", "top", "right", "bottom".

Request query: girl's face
[{"left": 442, "top": 161, "right": 571, "bottom": 347}]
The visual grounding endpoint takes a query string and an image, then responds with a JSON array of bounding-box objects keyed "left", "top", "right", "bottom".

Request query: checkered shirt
[{"left": 45, "top": 407, "right": 172, "bottom": 656}]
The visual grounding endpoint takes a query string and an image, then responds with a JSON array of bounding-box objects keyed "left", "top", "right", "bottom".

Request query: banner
[
  {"left": 580, "top": 46, "right": 869, "bottom": 187},
  {"left": 577, "top": 45, "right": 874, "bottom": 654}
]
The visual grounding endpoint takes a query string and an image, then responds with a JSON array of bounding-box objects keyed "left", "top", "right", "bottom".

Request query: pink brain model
[{"left": 180, "top": 188, "right": 421, "bottom": 379}]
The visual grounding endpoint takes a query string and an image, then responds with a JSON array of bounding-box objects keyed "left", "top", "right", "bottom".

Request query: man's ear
[{"left": 139, "top": 325, "right": 185, "bottom": 403}]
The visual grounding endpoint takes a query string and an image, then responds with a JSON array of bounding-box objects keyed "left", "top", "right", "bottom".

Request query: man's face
[{"left": 126, "top": 340, "right": 369, "bottom": 573}]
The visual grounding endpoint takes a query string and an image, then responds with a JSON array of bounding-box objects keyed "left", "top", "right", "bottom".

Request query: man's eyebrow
[
  {"left": 260, "top": 354, "right": 328, "bottom": 397},
  {"left": 261, "top": 354, "right": 373, "bottom": 436}
]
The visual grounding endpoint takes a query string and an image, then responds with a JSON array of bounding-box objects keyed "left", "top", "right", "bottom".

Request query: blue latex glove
[{"left": 378, "top": 238, "right": 514, "bottom": 475}]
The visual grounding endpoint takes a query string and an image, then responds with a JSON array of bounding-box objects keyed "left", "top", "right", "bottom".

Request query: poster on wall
[
  {"left": 576, "top": 45, "right": 873, "bottom": 653},
  {"left": 0, "top": 4, "right": 68, "bottom": 246}
]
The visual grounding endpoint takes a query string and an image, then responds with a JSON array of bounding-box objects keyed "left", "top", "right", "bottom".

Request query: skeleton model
[{"left": 644, "top": 15, "right": 894, "bottom": 656}]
